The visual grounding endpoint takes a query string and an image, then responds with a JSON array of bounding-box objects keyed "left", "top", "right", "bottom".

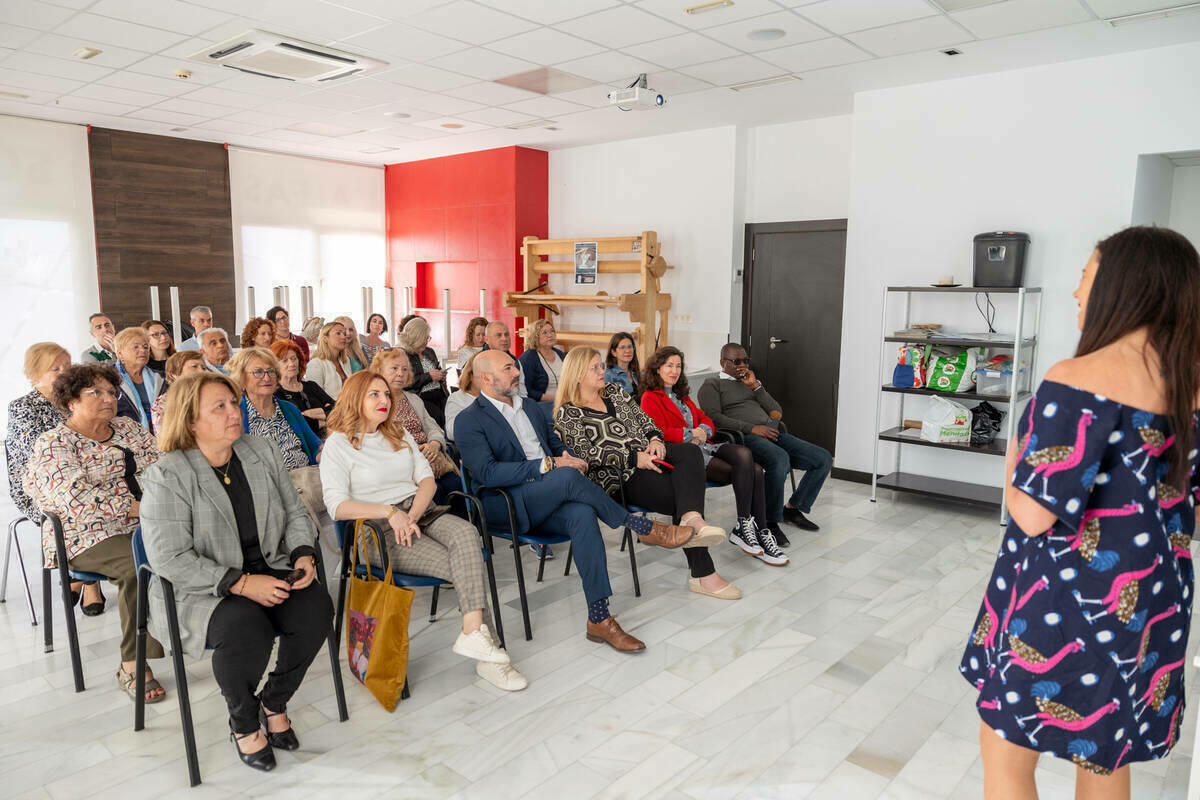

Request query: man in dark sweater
[{"left": 698, "top": 343, "right": 831, "bottom": 542}]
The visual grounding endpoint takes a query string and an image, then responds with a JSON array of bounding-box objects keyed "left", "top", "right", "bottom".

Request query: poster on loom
[{"left": 574, "top": 241, "right": 598, "bottom": 285}]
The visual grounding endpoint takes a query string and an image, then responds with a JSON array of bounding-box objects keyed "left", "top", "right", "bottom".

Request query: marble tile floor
[{"left": 0, "top": 478, "right": 1196, "bottom": 799}]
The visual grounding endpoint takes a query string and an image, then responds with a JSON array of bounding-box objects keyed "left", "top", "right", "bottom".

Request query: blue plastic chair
[
  {"left": 131, "top": 527, "right": 349, "bottom": 787},
  {"left": 40, "top": 511, "right": 109, "bottom": 692}
]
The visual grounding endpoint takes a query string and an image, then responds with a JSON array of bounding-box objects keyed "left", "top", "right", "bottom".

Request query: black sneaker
[
  {"left": 769, "top": 522, "right": 791, "bottom": 548},
  {"left": 782, "top": 506, "right": 819, "bottom": 531},
  {"left": 729, "top": 517, "right": 764, "bottom": 556},
  {"left": 756, "top": 526, "right": 789, "bottom": 566}
]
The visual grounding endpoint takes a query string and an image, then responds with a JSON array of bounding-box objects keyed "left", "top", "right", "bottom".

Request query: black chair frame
[{"left": 41, "top": 511, "right": 106, "bottom": 692}]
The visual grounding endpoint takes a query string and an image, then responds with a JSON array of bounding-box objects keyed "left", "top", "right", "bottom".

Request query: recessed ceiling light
[
  {"left": 72, "top": 47, "right": 102, "bottom": 60},
  {"left": 0, "top": 89, "right": 31, "bottom": 99},
  {"left": 684, "top": 0, "right": 734, "bottom": 15},
  {"left": 383, "top": 110, "right": 411, "bottom": 118},
  {"left": 747, "top": 28, "right": 785, "bottom": 41},
  {"left": 505, "top": 118, "right": 558, "bottom": 130},
  {"left": 440, "top": 122, "right": 464, "bottom": 129},
  {"left": 169, "top": 127, "right": 188, "bottom": 131},
  {"left": 728, "top": 74, "right": 800, "bottom": 91},
  {"left": 942, "top": 48, "right": 963, "bottom": 56}
]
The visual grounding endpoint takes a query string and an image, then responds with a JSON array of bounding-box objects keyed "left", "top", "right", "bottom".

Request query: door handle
[{"left": 769, "top": 336, "right": 788, "bottom": 350}]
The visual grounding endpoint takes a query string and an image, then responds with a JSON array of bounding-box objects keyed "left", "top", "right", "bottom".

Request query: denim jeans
[{"left": 743, "top": 431, "right": 832, "bottom": 521}]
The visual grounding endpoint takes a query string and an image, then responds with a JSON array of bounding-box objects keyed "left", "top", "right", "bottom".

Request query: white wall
[
  {"left": 1169, "top": 165, "right": 1200, "bottom": 250},
  {"left": 746, "top": 115, "right": 853, "bottom": 224},
  {"left": 839, "top": 41, "right": 1200, "bottom": 486},
  {"left": 0, "top": 115, "right": 98, "bottom": 428},
  {"left": 548, "top": 126, "right": 739, "bottom": 371},
  {"left": 1131, "top": 154, "right": 1176, "bottom": 226}
]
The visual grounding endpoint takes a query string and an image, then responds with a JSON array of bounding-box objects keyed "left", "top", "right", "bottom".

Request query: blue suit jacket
[{"left": 454, "top": 393, "right": 572, "bottom": 532}]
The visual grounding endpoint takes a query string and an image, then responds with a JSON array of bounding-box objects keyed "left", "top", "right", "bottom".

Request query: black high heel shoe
[
  {"left": 81, "top": 582, "right": 106, "bottom": 617},
  {"left": 259, "top": 702, "right": 300, "bottom": 751},
  {"left": 230, "top": 726, "right": 275, "bottom": 772}
]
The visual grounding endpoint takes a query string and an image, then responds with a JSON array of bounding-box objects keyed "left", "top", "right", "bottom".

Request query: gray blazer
[{"left": 140, "top": 435, "right": 317, "bottom": 657}]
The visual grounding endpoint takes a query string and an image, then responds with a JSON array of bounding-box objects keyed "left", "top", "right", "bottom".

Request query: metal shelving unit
[{"left": 870, "top": 285, "right": 1042, "bottom": 525}]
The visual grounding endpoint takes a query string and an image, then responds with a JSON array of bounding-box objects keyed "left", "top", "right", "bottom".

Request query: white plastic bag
[{"left": 921, "top": 396, "right": 972, "bottom": 444}]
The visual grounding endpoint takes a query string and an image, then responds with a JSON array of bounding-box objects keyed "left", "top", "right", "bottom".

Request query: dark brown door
[{"left": 742, "top": 220, "right": 847, "bottom": 456}]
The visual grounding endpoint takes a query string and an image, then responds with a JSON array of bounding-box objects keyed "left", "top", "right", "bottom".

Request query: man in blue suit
[{"left": 455, "top": 351, "right": 695, "bottom": 652}]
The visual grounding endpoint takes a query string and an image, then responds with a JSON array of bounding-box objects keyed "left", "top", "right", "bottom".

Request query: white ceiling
[{"left": 1, "top": 0, "right": 1199, "bottom": 165}]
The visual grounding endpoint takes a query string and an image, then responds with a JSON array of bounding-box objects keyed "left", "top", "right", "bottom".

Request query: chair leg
[
  {"left": 536, "top": 547, "right": 547, "bottom": 582},
  {"left": 429, "top": 586, "right": 439, "bottom": 623},
  {"left": 42, "top": 568, "right": 53, "bottom": 652},
  {"left": 511, "top": 539, "right": 532, "bottom": 641},
  {"left": 58, "top": 563, "right": 84, "bottom": 693},
  {"left": 625, "top": 528, "right": 641, "bottom": 598},
  {"left": 163, "top": 581, "right": 201, "bottom": 787},
  {"left": 620, "top": 533, "right": 626, "bottom": 552},
  {"left": 6, "top": 521, "right": 37, "bottom": 626},
  {"left": 401, "top": 678, "right": 410, "bottom": 700},
  {"left": 326, "top": 627, "right": 349, "bottom": 722},
  {"left": 484, "top": 555, "right": 504, "bottom": 649},
  {"left": 563, "top": 542, "right": 573, "bottom": 577},
  {"left": 1, "top": 518, "right": 14, "bottom": 602},
  {"left": 333, "top": 537, "right": 351, "bottom": 647},
  {"left": 134, "top": 567, "right": 150, "bottom": 731}
]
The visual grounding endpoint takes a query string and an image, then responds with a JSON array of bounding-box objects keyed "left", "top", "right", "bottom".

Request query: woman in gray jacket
[{"left": 140, "top": 372, "right": 332, "bottom": 773}]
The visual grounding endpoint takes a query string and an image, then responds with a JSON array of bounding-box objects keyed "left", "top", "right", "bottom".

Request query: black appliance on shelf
[{"left": 973, "top": 231, "right": 1030, "bottom": 288}]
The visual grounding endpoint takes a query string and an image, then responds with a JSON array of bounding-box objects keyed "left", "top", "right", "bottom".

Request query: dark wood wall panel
[{"left": 89, "top": 128, "right": 235, "bottom": 334}]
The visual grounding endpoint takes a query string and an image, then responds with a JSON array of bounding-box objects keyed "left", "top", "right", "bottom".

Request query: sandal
[
  {"left": 117, "top": 667, "right": 166, "bottom": 703},
  {"left": 259, "top": 700, "right": 300, "bottom": 751}
]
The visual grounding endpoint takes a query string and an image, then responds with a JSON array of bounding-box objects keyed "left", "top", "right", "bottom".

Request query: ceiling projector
[{"left": 608, "top": 74, "right": 665, "bottom": 110}]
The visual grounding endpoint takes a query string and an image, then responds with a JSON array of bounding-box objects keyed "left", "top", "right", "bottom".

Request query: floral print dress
[{"left": 960, "top": 381, "right": 1198, "bottom": 773}]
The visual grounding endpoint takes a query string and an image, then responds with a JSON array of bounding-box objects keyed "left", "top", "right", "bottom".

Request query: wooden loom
[{"left": 504, "top": 231, "right": 672, "bottom": 365}]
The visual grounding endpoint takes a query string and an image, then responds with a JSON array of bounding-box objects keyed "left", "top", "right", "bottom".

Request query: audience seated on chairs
[
  {"left": 603, "top": 332, "right": 641, "bottom": 398},
  {"left": 141, "top": 319, "right": 174, "bottom": 372},
  {"left": 306, "top": 321, "right": 354, "bottom": 400},
  {"left": 553, "top": 348, "right": 740, "bottom": 600},
  {"left": 81, "top": 312, "right": 117, "bottom": 363},
  {"left": 455, "top": 351, "right": 698, "bottom": 652},
  {"left": 178, "top": 306, "right": 213, "bottom": 352},
  {"left": 266, "top": 305, "right": 310, "bottom": 361},
  {"left": 199, "top": 328, "right": 232, "bottom": 376},
  {"left": 481, "top": 320, "right": 527, "bottom": 398},
  {"left": 444, "top": 353, "right": 480, "bottom": 441},
  {"left": 271, "top": 339, "right": 334, "bottom": 437},
  {"left": 150, "top": 351, "right": 206, "bottom": 433},
  {"left": 333, "top": 316, "right": 369, "bottom": 373},
  {"left": 114, "top": 327, "right": 166, "bottom": 435},
  {"left": 698, "top": 343, "right": 832, "bottom": 544},
  {"left": 319, "top": 371, "right": 525, "bottom": 691},
  {"left": 24, "top": 363, "right": 165, "bottom": 701},
  {"left": 228, "top": 348, "right": 322, "bottom": 470},
  {"left": 398, "top": 316, "right": 450, "bottom": 429},
  {"left": 456, "top": 316, "right": 487, "bottom": 373},
  {"left": 361, "top": 312, "right": 392, "bottom": 366},
  {"left": 518, "top": 319, "right": 567, "bottom": 403},
  {"left": 240, "top": 317, "right": 275, "bottom": 350},
  {"left": 140, "top": 372, "right": 332, "bottom": 772},
  {"left": 640, "top": 346, "right": 784, "bottom": 566}
]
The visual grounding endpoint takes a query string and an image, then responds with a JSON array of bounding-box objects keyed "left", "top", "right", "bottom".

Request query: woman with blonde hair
[
  {"left": 518, "top": 319, "right": 566, "bottom": 403},
  {"left": 332, "top": 316, "right": 369, "bottom": 373},
  {"left": 240, "top": 317, "right": 275, "bottom": 350},
  {"left": 227, "top": 347, "right": 322, "bottom": 470},
  {"left": 305, "top": 321, "right": 353, "bottom": 400},
  {"left": 457, "top": 316, "right": 488, "bottom": 371},
  {"left": 398, "top": 316, "right": 449, "bottom": 428},
  {"left": 444, "top": 353, "right": 480, "bottom": 441},
  {"left": 114, "top": 326, "right": 166, "bottom": 433},
  {"left": 320, "top": 371, "right": 525, "bottom": 691},
  {"left": 150, "top": 350, "right": 207, "bottom": 433},
  {"left": 141, "top": 371, "right": 330, "bottom": 771}
]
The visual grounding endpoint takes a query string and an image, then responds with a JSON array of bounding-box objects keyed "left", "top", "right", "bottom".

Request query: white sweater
[
  {"left": 320, "top": 429, "right": 434, "bottom": 518},
  {"left": 306, "top": 355, "right": 352, "bottom": 399}
]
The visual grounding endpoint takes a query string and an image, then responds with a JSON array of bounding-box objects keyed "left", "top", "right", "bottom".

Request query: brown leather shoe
[
  {"left": 586, "top": 617, "right": 646, "bottom": 652},
  {"left": 637, "top": 520, "right": 694, "bottom": 549}
]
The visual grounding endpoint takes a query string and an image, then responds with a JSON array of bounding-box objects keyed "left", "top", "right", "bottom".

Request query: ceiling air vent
[{"left": 188, "top": 30, "right": 386, "bottom": 84}]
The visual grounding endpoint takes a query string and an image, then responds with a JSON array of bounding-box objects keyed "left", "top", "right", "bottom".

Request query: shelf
[
  {"left": 878, "top": 427, "right": 1007, "bottom": 457},
  {"left": 876, "top": 472, "right": 1002, "bottom": 507},
  {"left": 885, "top": 336, "right": 1037, "bottom": 348},
  {"left": 887, "top": 286, "right": 1042, "bottom": 294},
  {"left": 882, "top": 384, "right": 1031, "bottom": 403}
]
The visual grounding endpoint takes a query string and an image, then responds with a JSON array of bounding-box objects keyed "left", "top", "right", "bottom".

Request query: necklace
[{"left": 216, "top": 458, "right": 233, "bottom": 485}]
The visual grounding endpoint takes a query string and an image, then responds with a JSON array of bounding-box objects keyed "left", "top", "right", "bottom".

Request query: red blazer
[{"left": 640, "top": 389, "right": 715, "bottom": 444}]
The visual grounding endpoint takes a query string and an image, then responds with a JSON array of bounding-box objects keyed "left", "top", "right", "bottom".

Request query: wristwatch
[{"left": 541, "top": 456, "right": 553, "bottom": 474}]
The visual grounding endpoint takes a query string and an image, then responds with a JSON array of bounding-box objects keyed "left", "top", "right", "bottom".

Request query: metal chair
[
  {"left": 3, "top": 439, "right": 39, "bottom": 625},
  {"left": 131, "top": 527, "right": 349, "bottom": 787},
  {"left": 41, "top": 511, "right": 108, "bottom": 692}
]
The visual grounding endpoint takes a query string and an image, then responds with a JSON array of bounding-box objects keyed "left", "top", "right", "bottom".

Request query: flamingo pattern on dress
[{"left": 960, "top": 381, "right": 1199, "bottom": 774}]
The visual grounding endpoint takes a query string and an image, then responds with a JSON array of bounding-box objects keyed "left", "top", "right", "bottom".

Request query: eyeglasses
[
  {"left": 249, "top": 368, "right": 278, "bottom": 379},
  {"left": 81, "top": 388, "right": 119, "bottom": 399},
  {"left": 148, "top": 331, "right": 170, "bottom": 338},
  {"left": 726, "top": 358, "right": 750, "bottom": 366}
]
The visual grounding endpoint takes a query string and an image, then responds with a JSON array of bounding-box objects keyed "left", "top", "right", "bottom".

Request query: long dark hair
[
  {"left": 642, "top": 346, "right": 691, "bottom": 400},
  {"left": 605, "top": 332, "right": 640, "bottom": 377},
  {"left": 1080, "top": 226, "right": 1200, "bottom": 485}
]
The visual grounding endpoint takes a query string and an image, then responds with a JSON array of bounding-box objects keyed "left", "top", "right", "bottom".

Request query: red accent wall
[{"left": 385, "top": 146, "right": 547, "bottom": 354}]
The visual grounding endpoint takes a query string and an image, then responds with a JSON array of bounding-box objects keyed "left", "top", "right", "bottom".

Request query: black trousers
[
  {"left": 706, "top": 443, "right": 767, "bottom": 528},
  {"left": 206, "top": 573, "right": 333, "bottom": 734},
  {"left": 622, "top": 442, "right": 715, "bottom": 579}
]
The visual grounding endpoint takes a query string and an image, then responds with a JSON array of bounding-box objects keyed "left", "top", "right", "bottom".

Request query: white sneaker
[
  {"left": 476, "top": 660, "right": 528, "bottom": 691},
  {"left": 452, "top": 624, "right": 510, "bottom": 664}
]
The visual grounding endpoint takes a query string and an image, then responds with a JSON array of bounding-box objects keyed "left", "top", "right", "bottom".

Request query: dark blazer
[
  {"left": 518, "top": 347, "right": 567, "bottom": 401},
  {"left": 454, "top": 393, "right": 572, "bottom": 532}
]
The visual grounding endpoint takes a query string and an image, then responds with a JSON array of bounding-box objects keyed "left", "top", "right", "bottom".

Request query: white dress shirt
[
  {"left": 320, "top": 428, "right": 433, "bottom": 515},
  {"left": 482, "top": 393, "right": 547, "bottom": 461}
]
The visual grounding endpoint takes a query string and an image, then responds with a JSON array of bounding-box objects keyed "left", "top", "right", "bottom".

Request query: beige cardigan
[{"left": 305, "top": 354, "right": 353, "bottom": 399}]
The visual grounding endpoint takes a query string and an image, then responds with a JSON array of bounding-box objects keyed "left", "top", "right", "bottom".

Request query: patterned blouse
[
  {"left": 25, "top": 415, "right": 159, "bottom": 568},
  {"left": 5, "top": 390, "right": 64, "bottom": 522},
  {"left": 245, "top": 398, "right": 308, "bottom": 470},
  {"left": 553, "top": 383, "right": 664, "bottom": 495},
  {"left": 360, "top": 335, "right": 392, "bottom": 366}
]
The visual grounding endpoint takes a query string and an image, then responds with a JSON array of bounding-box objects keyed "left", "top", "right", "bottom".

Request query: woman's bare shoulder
[{"left": 1041, "top": 350, "right": 1194, "bottom": 413}]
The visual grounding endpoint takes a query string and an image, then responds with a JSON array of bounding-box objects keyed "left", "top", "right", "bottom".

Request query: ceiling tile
[
  {"left": 150, "top": 96, "right": 240, "bottom": 117},
  {"left": 412, "top": 115, "right": 491, "bottom": 133},
  {"left": 157, "top": 37, "right": 217, "bottom": 59},
  {"left": 287, "top": 120, "right": 366, "bottom": 136},
  {"left": 288, "top": 89, "right": 381, "bottom": 111},
  {"left": 341, "top": 105, "right": 439, "bottom": 124},
  {"left": 548, "top": 84, "right": 617, "bottom": 107},
  {"left": 177, "top": 85, "right": 268, "bottom": 109},
  {"left": 192, "top": 117, "right": 270, "bottom": 134},
  {"left": 1086, "top": 0, "right": 1183, "bottom": 16},
  {"left": 555, "top": 5, "right": 687, "bottom": 48},
  {"left": 375, "top": 63, "right": 477, "bottom": 91},
  {"left": 487, "top": 27, "right": 606, "bottom": 65},
  {"left": 475, "top": 0, "right": 618, "bottom": 25},
  {"left": 642, "top": 69, "right": 712, "bottom": 94},
  {"left": 443, "top": 80, "right": 541, "bottom": 105},
  {"left": 24, "top": 33, "right": 148, "bottom": 68},
  {"left": 371, "top": 84, "right": 485, "bottom": 115},
  {"left": 40, "top": 0, "right": 102, "bottom": 9},
  {"left": 0, "top": 1, "right": 76, "bottom": 31},
  {"left": 232, "top": 0, "right": 390, "bottom": 43},
  {"left": 756, "top": 36, "right": 871, "bottom": 72},
  {"left": 2, "top": 50, "right": 114, "bottom": 81},
  {"left": 456, "top": 106, "right": 536, "bottom": 125},
  {"left": 55, "top": 94, "right": 140, "bottom": 115},
  {"left": 795, "top": 0, "right": 936, "bottom": 34},
  {"left": 225, "top": 108, "right": 306, "bottom": 127},
  {"left": 313, "top": 0, "right": 453, "bottom": 22},
  {"left": 557, "top": 50, "right": 663, "bottom": 83},
  {"left": 0, "top": 84, "right": 58, "bottom": 104},
  {"left": 623, "top": 32, "right": 740, "bottom": 69},
  {"left": 96, "top": 69, "right": 195, "bottom": 95},
  {"left": 703, "top": 10, "right": 828, "bottom": 52},
  {"left": 406, "top": 1, "right": 538, "bottom": 45},
  {"left": 256, "top": 128, "right": 331, "bottom": 144},
  {"left": 204, "top": 72, "right": 317, "bottom": 98},
  {"left": 634, "top": 0, "right": 786, "bottom": 30},
  {"left": 951, "top": 0, "right": 1092, "bottom": 38},
  {"left": 677, "top": 53, "right": 784, "bottom": 85},
  {"left": 502, "top": 94, "right": 590, "bottom": 117},
  {"left": 428, "top": 47, "right": 537, "bottom": 80},
  {"left": 86, "top": 0, "right": 230, "bottom": 35},
  {"left": 383, "top": 124, "right": 447, "bottom": 140},
  {"left": 55, "top": 13, "right": 189, "bottom": 51},
  {"left": 0, "top": 24, "right": 43, "bottom": 50},
  {"left": 127, "top": 54, "right": 230, "bottom": 84},
  {"left": 340, "top": 22, "right": 469, "bottom": 61},
  {"left": 846, "top": 15, "right": 972, "bottom": 57},
  {"left": 337, "top": 127, "right": 422, "bottom": 145},
  {"left": 331, "top": 77, "right": 426, "bottom": 104},
  {"left": 127, "top": 107, "right": 209, "bottom": 125},
  {"left": 71, "top": 82, "right": 165, "bottom": 105}
]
